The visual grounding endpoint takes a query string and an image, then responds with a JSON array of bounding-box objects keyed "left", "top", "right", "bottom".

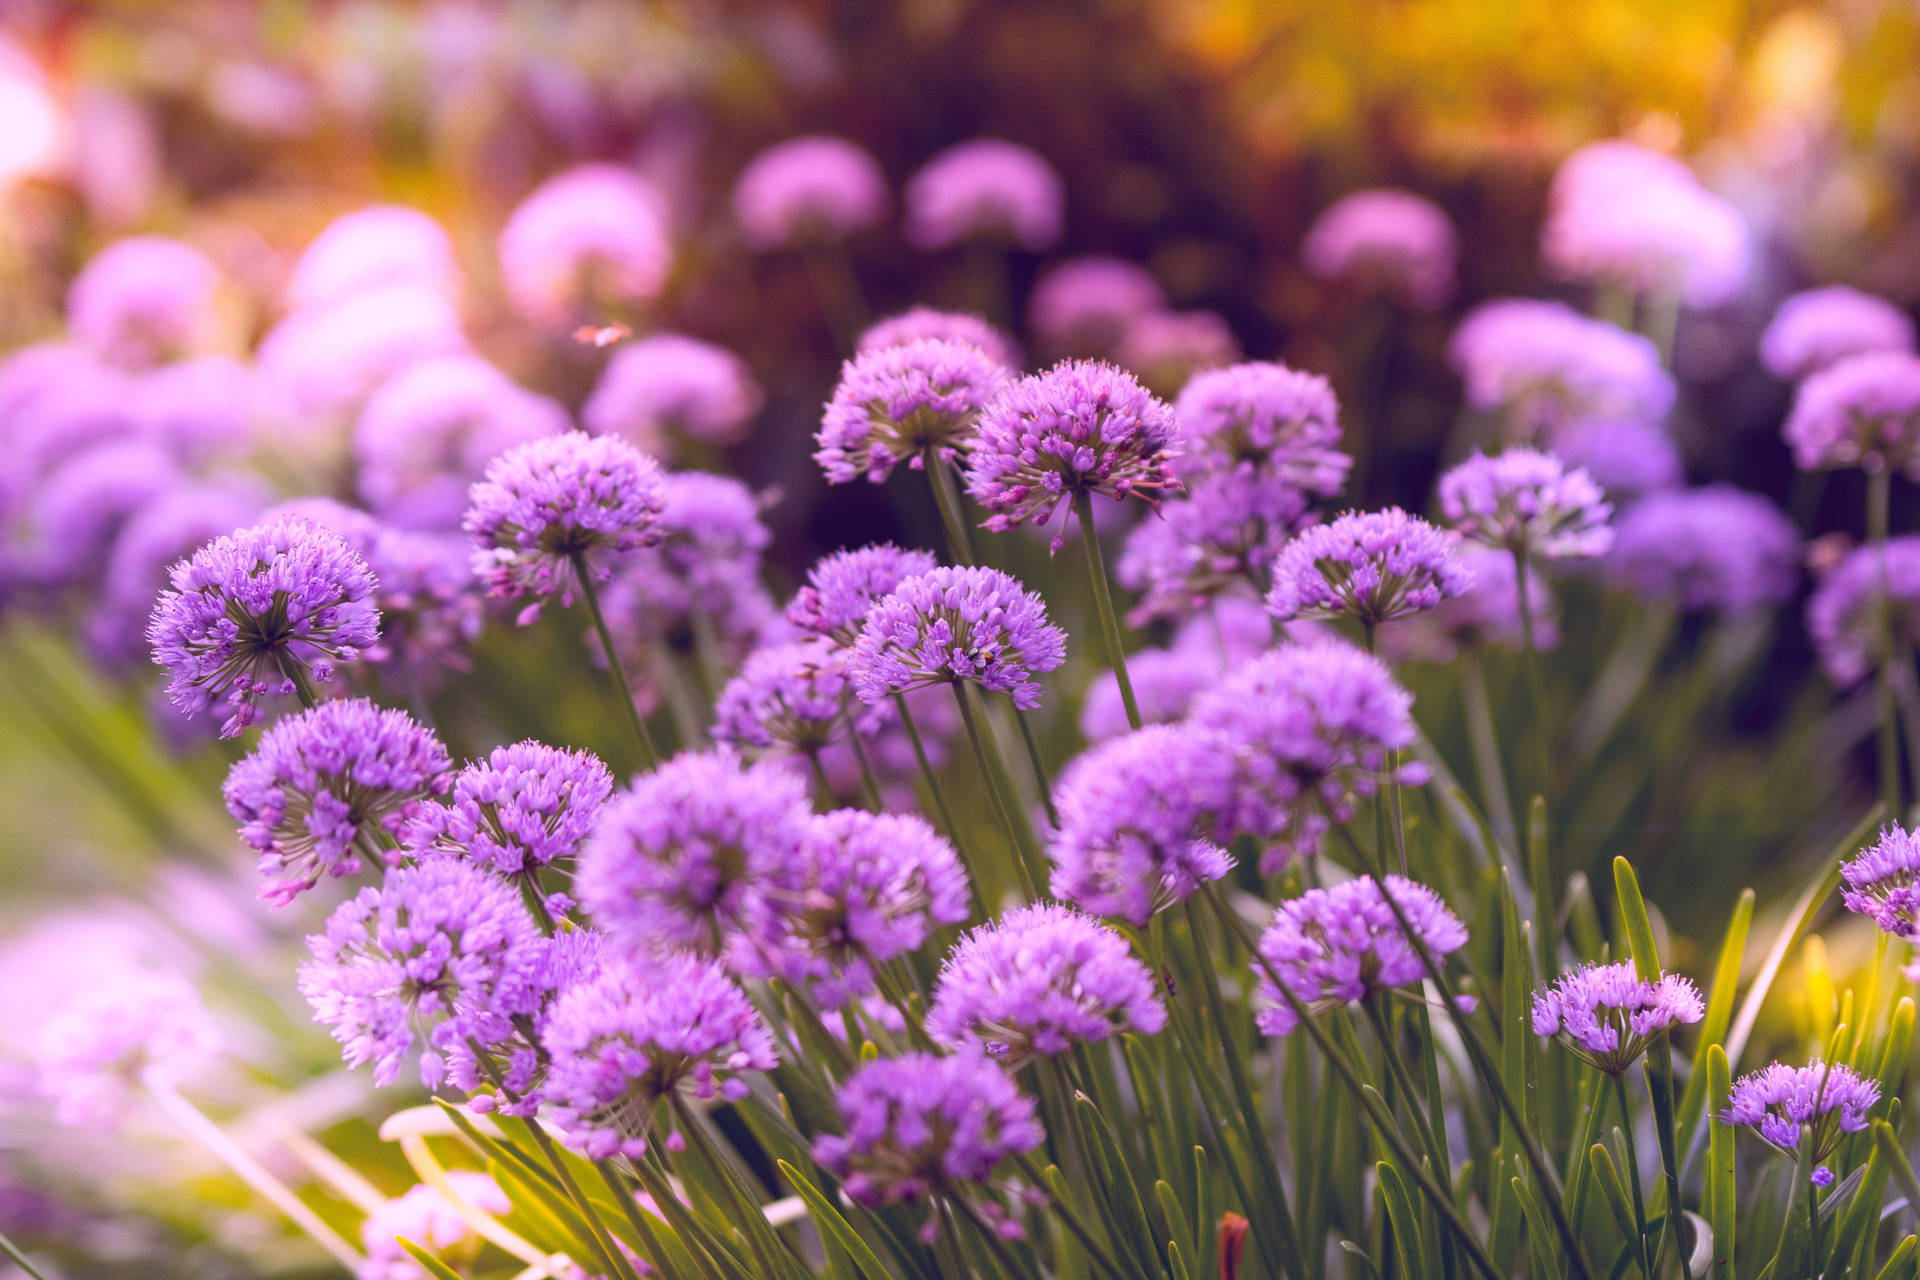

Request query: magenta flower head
[
  {"left": 497, "top": 164, "right": 671, "bottom": 327},
  {"left": 255, "top": 284, "right": 467, "bottom": 426},
  {"left": 1079, "top": 647, "right": 1218, "bottom": 742},
  {"left": 36, "top": 968, "right": 220, "bottom": 1129},
  {"left": 1116, "top": 470, "right": 1310, "bottom": 624},
  {"left": 968, "top": 360, "right": 1181, "bottom": 549},
  {"left": 1763, "top": 286, "right": 1916, "bottom": 382},
  {"left": 576, "top": 749, "right": 811, "bottom": 959},
  {"left": 1808, "top": 538, "right": 1920, "bottom": 687},
  {"left": 905, "top": 138, "right": 1063, "bottom": 251},
  {"left": 788, "top": 543, "right": 941, "bottom": 646},
  {"left": 1839, "top": 825, "right": 1920, "bottom": 940},
  {"left": 1265, "top": 508, "right": 1473, "bottom": 628},
  {"left": 1532, "top": 961, "right": 1704, "bottom": 1075},
  {"left": 286, "top": 205, "right": 462, "bottom": 311},
  {"left": 299, "top": 856, "right": 545, "bottom": 1089},
  {"left": 148, "top": 518, "right": 382, "bottom": 737},
  {"left": 1252, "top": 874, "right": 1468, "bottom": 1037},
  {"left": 1544, "top": 417, "right": 1684, "bottom": 504},
  {"left": 1172, "top": 360, "right": 1350, "bottom": 497},
  {"left": 66, "top": 235, "right": 220, "bottom": 369},
  {"left": 733, "top": 135, "right": 888, "bottom": 250},
  {"left": 1542, "top": 159, "right": 1750, "bottom": 307},
  {"left": 584, "top": 333, "right": 763, "bottom": 452},
  {"left": 225, "top": 698, "right": 452, "bottom": 906},
  {"left": 713, "top": 638, "right": 861, "bottom": 756},
  {"left": 1049, "top": 723, "right": 1236, "bottom": 925},
  {"left": 541, "top": 951, "right": 777, "bottom": 1158},
  {"left": 1437, "top": 447, "right": 1614, "bottom": 559},
  {"left": 816, "top": 338, "right": 1009, "bottom": 483},
  {"left": 858, "top": 306, "right": 1022, "bottom": 370},
  {"left": 849, "top": 565, "right": 1067, "bottom": 710},
  {"left": 463, "top": 432, "right": 666, "bottom": 616},
  {"left": 354, "top": 354, "right": 569, "bottom": 531},
  {"left": 1449, "top": 299, "right": 1675, "bottom": 436},
  {"left": 1028, "top": 257, "right": 1166, "bottom": 357},
  {"left": 1605, "top": 485, "right": 1800, "bottom": 616},
  {"left": 1722, "top": 1060, "right": 1879, "bottom": 1161},
  {"left": 1190, "top": 642, "right": 1427, "bottom": 869},
  {"left": 1302, "top": 187, "right": 1458, "bottom": 310},
  {"left": 1114, "top": 309, "right": 1242, "bottom": 398},
  {"left": 1784, "top": 350, "right": 1920, "bottom": 477},
  {"left": 405, "top": 741, "right": 613, "bottom": 881}
]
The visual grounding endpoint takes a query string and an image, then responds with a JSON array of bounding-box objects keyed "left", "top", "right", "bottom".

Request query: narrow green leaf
[
  {"left": 1377, "top": 1161, "right": 1429, "bottom": 1280},
  {"left": 1566, "top": 872, "right": 1607, "bottom": 964},
  {"left": 1511, "top": 1167, "right": 1565, "bottom": 1280},
  {"left": 490, "top": 1156, "right": 607, "bottom": 1268},
  {"left": 1076, "top": 1094, "right": 1164, "bottom": 1277},
  {"left": 1339, "top": 1239, "right": 1385, "bottom": 1279},
  {"left": 397, "top": 1239, "right": 465, "bottom": 1280},
  {"left": 1153, "top": 1180, "right": 1194, "bottom": 1272},
  {"left": 1875, "top": 1122, "right": 1920, "bottom": 1226},
  {"left": 1675, "top": 891, "right": 1754, "bottom": 1157},
  {"left": 1826, "top": 1134, "right": 1890, "bottom": 1280},
  {"left": 1875, "top": 1236, "right": 1918, "bottom": 1280},
  {"left": 1589, "top": 1145, "right": 1641, "bottom": 1264},
  {"left": 775, "top": 1161, "right": 892, "bottom": 1280},
  {"left": 1704, "top": 1045, "right": 1735, "bottom": 1280},
  {"left": 1167, "top": 1239, "right": 1194, "bottom": 1280}
]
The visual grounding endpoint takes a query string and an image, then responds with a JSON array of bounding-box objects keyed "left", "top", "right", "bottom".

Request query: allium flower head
[
  {"left": 299, "top": 856, "right": 544, "bottom": 1089},
  {"left": 135, "top": 355, "right": 256, "bottom": 466},
  {"left": 225, "top": 699, "right": 452, "bottom": 906},
  {"left": 904, "top": 139, "right": 1064, "bottom": 251},
  {"left": 89, "top": 477, "right": 266, "bottom": 667},
  {"left": 66, "top": 235, "right": 220, "bottom": 369},
  {"left": 1450, "top": 299, "right": 1674, "bottom": 435},
  {"left": 584, "top": 334, "right": 763, "bottom": 451},
  {"left": 713, "top": 639, "right": 861, "bottom": 754},
  {"left": 1252, "top": 875, "right": 1468, "bottom": 1036},
  {"left": 1605, "top": 486, "right": 1800, "bottom": 615},
  {"left": 1437, "top": 447, "right": 1614, "bottom": 559},
  {"left": 36, "top": 969, "right": 220, "bottom": 1128},
  {"left": 359, "top": 1174, "right": 509, "bottom": 1280},
  {"left": 1114, "top": 310, "right": 1242, "bottom": 398},
  {"left": 1079, "top": 646, "right": 1218, "bottom": 742},
  {"left": 287, "top": 205, "right": 462, "bottom": 312},
  {"left": 1172, "top": 360, "right": 1350, "bottom": 496},
  {"left": 849, "top": 565, "right": 1067, "bottom": 710},
  {"left": 540, "top": 951, "right": 777, "bottom": 1158},
  {"left": 255, "top": 285, "right": 468, "bottom": 425},
  {"left": 1265, "top": 508, "right": 1473, "bottom": 627},
  {"left": 1722, "top": 1061, "right": 1880, "bottom": 1160},
  {"left": 16, "top": 438, "right": 182, "bottom": 591},
  {"left": 1808, "top": 538, "right": 1920, "bottom": 688},
  {"left": 1762, "top": 286, "right": 1916, "bottom": 382},
  {"left": 1302, "top": 188, "right": 1458, "bottom": 310},
  {"left": 1116, "top": 470, "right": 1309, "bottom": 624},
  {"left": 859, "top": 306, "right": 1021, "bottom": 370},
  {"left": 968, "top": 360, "right": 1181, "bottom": 548},
  {"left": 356, "top": 528, "right": 484, "bottom": 687},
  {"left": 1840, "top": 825, "right": 1920, "bottom": 939},
  {"left": 406, "top": 742, "right": 613, "bottom": 879},
  {"left": 1783, "top": 351, "right": 1920, "bottom": 477},
  {"left": 787, "top": 543, "right": 941, "bottom": 646},
  {"left": 463, "top": 432, "right": 666, "bottom": 614},
  {"left": 1028, "top": 257, "right": 1166, "bottom": 357},
  {"left": 147, "top": 517, "right": 382, "bottom": 736},
  {"left": 1531, "top": 961, "right": 1704, "bottom": 1075},
  {"left": 1049, "top": 724, "right": 1237, "bottom": 925},
  {"left": 497, "top": 164, "right": 671, "bottom": 327},
  {"left": 816, "top": 339, "right": 1008, "bottom": 483},
  {"left": 733, "top": 135, "right": 888, "bottom": 249},
  {"left": 1544, "top": 417, "right": 1684, "bottom": 504},
  {"left": 1542, "top": 158, "right": 1750, "bottom": 307}
]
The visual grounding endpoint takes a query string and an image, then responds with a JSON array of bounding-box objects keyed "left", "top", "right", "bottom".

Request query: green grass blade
[{"left": 1704, "top": 1045, "right": 1735, "bottom": 1280}]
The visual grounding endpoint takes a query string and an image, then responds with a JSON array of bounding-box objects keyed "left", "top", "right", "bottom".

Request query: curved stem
[
  {"left": 952, "top": 684, "right": 1040, "bottom": 900},
  {"left": 1074, "top": 489, "right": 1141, "bottom": 731},
  {"left": 1013, "top": 707, "right": 1060, "bottom": 828},
  {"left": 846, "top": 732, "right": 886, "bottom": 812},
  {"left": 570, "top": 553, "right": 659, "bottom": 772}
]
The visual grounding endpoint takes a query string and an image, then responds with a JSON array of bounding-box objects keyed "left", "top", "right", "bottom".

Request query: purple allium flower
[
  {"left": 1384, "top": 545, "right": 1559, "bottom": 664},
  {"left": 354, "top": 354, "right": 569, "bottom": 531},
  {"left": 926, "top": 903, "right": 1164, "bottom": 1064},
  {"left": 904, "top": 139, "right": 1064, "bottom": 252},
  {"left": 1808, "top": 538, "right": 1920, "bottom": 688},
  {"left": 858, "top": 307, "right": 1022, "bottom": 370},
  {"left": 135, "top": 355, "right": 256, "bottom": 465},
  {"left": 733, "top": 135, "right": 888, "bottom": 250},
  {"left": 816, "top": 339, "right": 1009, "bottom": 483},
  {"left": 15, "top": 438, "right": 182, "bottom": 591},
  {"left": 255, "top": 285, "right": 468, "bottom": 426},
  {"left": 1114, "top": 310, "right": 1242, "bottom": 398},
  {"left": 1301, "top": 188, "right": 1458, "bottom": 310},
  {"left": 713, "top": 639, "right": 861, "bottom": 755},
  {"left": 1605, "top": 485, "right": 1800, "bottom": 616},
  {"left": 359, "top": 1174, "right": 510, "bottom": 1280},
  {"left": 66, "top": 235, "right": 220, "bottom": 369},
  {"left": 1252, "top": 874, "right": 1468, "bottom": 1036},
  {"left": 1265, "top": 508, "right": 1473, "bottom": 627},
  {"left": 788, "top": 544, "right": 942, "bottom": 647},
  {"left": 584, "top": 334, "right": 763, "bottom": 452},
  {"left": 1542, "top": 156, "right": 1750, "bottom": 307},
  {"left": 1721, "top": 1060, "right": 1880, "bottom": 1159},
  {"left": 287, "top": 205, "right": 462, "bottom": 312},
  {"left": 1189, "top": 642, "right": 1426, "bottom": 869},
  {"left": 1116, "top": 470, "right": 1311, "bottom": 624},
  {"left": 1548, "top": 140, "right": 1697, "bottom": 209},
  {"left": 1783, "top": 351, "right": 1920, "bottom": 477},
  {"left": 299, "top": 856, "right": 544, "bottom": 1089},
  {"left": 540, "top": 951, "right": 777, "bottom": 1158},
  {"left": 1449, "top": 299, "right": 1675, "bottom": 435},
  {"left": 1839, "top": 825, "right": 1920, "bottom": 939},
  {"left": 575, "top": 749, "right": 810, "bottom": 959},
  {"left": 147, "top": 518, "right": 382, "bottom": 736},
  {"left": 1172, "top": 360, "right": 1350, "bottom": 496},
  {"left": 1762, "top": 286, "right": 1916, "bottom": 382},
  {"left": 1174, "top": 593, "right": 1284, "bottom": 664},
  {"left": 849, "top": 565, "right": 1067, "bottom": 710},
  {"left": 1028, "top": 257, "right": 1166, "bottom": 358},
  {"left": 1079, "top": 646, "right": 1219, "bottom": 743},
  {"left": 463, "top": 432, "right": 666, "bottom": 615},
  {"left": 35, "top": 969, "right": 220, "bottom": 1129},
  {"left": 1531, "top": 961, "right": 1704, "bottom": 1075},
  {"left": 1543, "top": 417, "right": 1684, "bottom": 504},
  {"left": 405, "top": 741, "right": 613, "bottom": 880},
  {"left": 1049, "top": 724, "right": 1236, "bottom": 925},
  {"left": 225, "top": 698, "right": 452, "bottom": 906},
  {"left": 967, "top": 360, "right": 1181, "bottom": 548},
  {"left": 357, "top": 528, "right": 485, "bottom": 688},
  {"left": 89, "top": 477, "right": 267, "bottom": 667},
  {"left": 1436, "top": 447, "right": 1614, "bottom": 559},
  {"left": 497, "top": 164, "right": 672, "bottom": 327}
]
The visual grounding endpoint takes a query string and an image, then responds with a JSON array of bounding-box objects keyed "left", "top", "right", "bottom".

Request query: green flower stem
[
  {"left": 952, "top": 683, "right": 1043, "bottom": 900},
  {"left": 928, "top": 454, "right": 978, "bottom": 567},
  {"left": 805, "top": 749, "right": 836, "bottom": 808},
  {"left": 1013, "top": 707, "right": 1060, "bottom": 828},
  {"left": 1361, "top": 998, "right": 1450, "bottom": 1185},
  {"left": 893, "top": 693, "right": 987, "bottom": 916},
  {"left": 1512, "top": 543, "right": 1553, "bottom": 801},
  {"left": 1073, "top": 489, "right": 1143, "bottom": 731},
  {"left": 846, "top": 733, "right": 886, "bottom": 812},
  {"left": 1013, "top": 1154, "right": 1136, "bottom": 1280},
  {"left": 670, "top": 1097, "right": 802, "bottom": 1280},
  {"left": 1870, "top": 467, "right": 1902, "bottom": 820},
  {"left": 1563, "top": 1065, "right": 1610, "bottom": 1225},
  {"left": 1463, "top": 650, "right": 1520, "bottom": 863},
  {"left": 1612, "top": 1073, "right": 1653, "bottom": 1276},
  {"left": 0, "top": 1227, "right": 48, "bottom": 1280},
  {"left": 595, "top": 1161, "right": 690, "bottom": 1280},
  {"left": 571, "top": 552, "right": 660, "bottom": 772}
]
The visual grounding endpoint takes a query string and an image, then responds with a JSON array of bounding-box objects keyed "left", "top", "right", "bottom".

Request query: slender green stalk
[
  {"left": 1073, "top": 489, "right": 1142, "bottom": 731},
  {"left": 928, "top": 455, "right": 978, "bottom": 567},
  {"left": 894, "top": 693, "right": 986, "bottom": 914},
  {"left": 596, "top": 1161, "right": 687, "bottom": 1280},
  {"left": 1512, "top": 544, "right": 1553, "bottom": 803},
  {"left": 0, "top": 1227, "right": 49, "bottom": 1280},
  {"left": 571, "top": 552, "right": 659, "bottom": 771},
  {"left": 1563, "top": 1066, "right": 1610, "bottom": 1223},
  {"left": 671, "top": 1098, "right": 802, "bottom": 1280},
  {"left": 1012, "top": 1155, "right": 1136, "bottom": 1280},
  {"left": 1362, "top": 998, "right": 1449, "bottom": 1182},
  {"left": 846, "top": 733, "right": 886, "bottom": 812},
  {"left": 805, "top": 749, "right": 836, "bottom": 808},
  {"left": 1013, "top": 707, "right": 1060, "bottom": 827},
  {"left": 1463, "top": 650, "right": 1520, "bottom": 862},
  {"left": 1612, "top": 1073, "right": 1652, "bottom": 1275},
  {"left": 952, "top": 683, "right": 1042, "bottom": 899},
  {"left": 1870, "top": 468, "right": 1902, "bottom": 820}
]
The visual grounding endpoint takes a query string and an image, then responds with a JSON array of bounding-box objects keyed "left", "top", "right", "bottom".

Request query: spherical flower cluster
[
  {"left": 354, "top": 528, "right": 485, "bottom": 688},
  {"left": 1116, "top": 470, "right": 1309, "bottom": 623},
  {"left": 1252, "top": 875, "right": 1468, "bottom": 1037},
  {"left": 732, "top": 135, "right": 888, "bottom": 249},
  {"left": 858, "top": 306, "right": 1022, "bottom": 369},
  {"left": 287, "top": 205, "right": 462, "bottom": 312},
  {"left": 1172, "top": 360, "right": 1350, "bottom": 496},
  {"left": 1605, "top": 486, "right": 1800, "bottom": 615},
  {"left": 1543, "top": 417, "right": 1684, "bottom": 504},
  {"left": 1531, "top": 961, "right": 1704, "bottom": 1075},
  {"left": 1449, "top": 299, "right": 1675, "bottom": 435},
  {"left": 1265, "top": 508, "right": 1473, "bottom": 627},
  {"left": 850, "top": 565, "right": 1068, "bottom": 710},
  {"left": 463, "top": 432, "right": 666, "bottom": 613},
  {"left": 66, "top": 235, "right": 220, "bottom": 369},
  {"left": 35, "top": 968, "right": 220, "bottom": 1128},
  {"left": 1386, "top": 545, "right": 1559, "bottom": 663},
  {"left": 1839, "top": 825, "right": 1920, "bottom": 940},
  {"left": 1762, "top": 286, "right": 1916, "bottom": 382},
  {"left": 584, "top": 334, "right": 763, "bottom": 451},
  {"left": 713, "top": 639, "right": 861, "bottom": 755},
  {"left": 541, "top": 952, "right": 778, "bottom": 1158},
  {"left": 89, "top": 477, "right": 266, "bottom": 667},
  {"left": 225, "top": 699, "right": 452, "bottom": 906},
  {"left": 904, "top": 139, "right": 1063, "bottom": 251},
  {"left": 1301, "top": 188, "right": 1458, "bottom": 310},
  {"left": 16, "top": 438, "right": 182, "bottom": 591},
  {"left": 405, "top": 741, "right": 613, "bottom": 880},
  {"left": 1028, "top": 257, "right": 1166, "bottom": 357},
  {"left": 787, "top": 543, "right": 941, "bottom": 645},
  {"left": 1541, "top": 147, "right": 1750, "bottom": 307},
  {"left": 1078, "top": 647, "right": 1219, "bottom": 742},
  {"left": 1783, "top": 351, "right": 1920, "bottom": 477},
  {"left": 147, "top": 518, "right": 382, "bottom": 736},
  {"left": 1114, "top": 310, "right": 1242, "bottom": 397},
  {"left": 359, "top": 1174, "right": 509, "bottom": 1280},
  {"left": 1807, "top": 538, "right": 1920, "bottom": 688},
  {"left": 497, "top": 164, "right": 671, "bottom": 326},
  {"left": 1721, "top": 1061, "right": 1880, "bottom": 1160},
  {"left": 255, "top": 285, "right": 468, "bottom": 425},
  {"left": 134, "top": 355, "right": 256, "bottom": 465},
  {"left": 816, "top": 339, "right": 1008, "bottom": 483},
  {"left": 1436, "top": 448, "right": 1614, "bottom": 559}
]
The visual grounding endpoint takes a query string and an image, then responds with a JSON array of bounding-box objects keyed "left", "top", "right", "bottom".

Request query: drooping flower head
[
  {"left": 255, "top": 285, "right": 468, "bottom": 427},
  {"left": 1783, "top": 351, "right": 1920, "bottom": 477},
  {"left": 849, "top": 565, "right": 1067, "bottom": 710},
  {"left": 147, "top": 518, "right": 382, "bottom": 736},
  {"left": 1543, "top": 417, "right": 1684, "bottom": 504},
  {"left": 1115, "top": 470, "right": 1310, "bottom": 624},
  {"left": 1808, "top": 538, "right": 1920, "bottom": 688},
  {"left": 1436, "top": 447, "right": 1614, "bottom": 559},
  {"left": 1265, "top": 508, "right": 1473, "bottom": 628},
  {"left": 1449, "top": 299, "right": 1675, "bottom": 436},
  {"left": 497, "top": 164, "right": 672, "bottom": 327},
  {"left": 1762, "top": 286, "right": 1916, "bottom": 382},
  {"left": 816, "top": 339, "right": 1009, "bottom": 483},
  {"left": 1114, "top": 309, "right": 1242, "bottom": 398},
  {"left": 1252, "top": 875, "right": 1468, "bottom": 1037},
  {"left": 405, "top": 742, "right": 614, "bottom": 881},
  {"left": 713, "top": 639, "right": 862, "bottom": 756},
  {"left": 1722, "top": 1061, "right": 1880, "bottom": 1160},
  {"left": 1172, "top": 360, "right": 1350, "bottom": 496},
  {"left": 858, "top": 307, "right": 1022, "bottom": 370},
  {"left": 1839, "top": 825, "right": 1920, "bottom": 940},
  {"left": 1028, "top": 257, "right": 1167, "bottom": 358},
  {"left": 287, "top": 205, "right": 462, "bottom": 311},
  {"left": 1531, "top": 961, "right": 1704, "bottom": 1075},
  {"left": 66, "top": 235, "right": 221, "bottom": 369},
  {"left": 1605, "top": 486, "right": 1800, "bottom": 615},
  {"left": 1541, "top": 149, "right": 1750, "bottom": 307},
  {"left": 1078, "top": 647, "right": 1220, "bottom": 742},
  {"left": 35, "top": 968, "right": 220, "bottom": 1129},
  {"left": 358, "top": 1174, "right": 510, "bottom": 1280},
  {"left": 733, "top": 135, "right": 888, "bottom": 250},
  {"left": 584, "top": 334, "right": 763, "bottom": 452},
  {"left": 1302, "top": 187, "right": 1458, "bottom": 310},
  {"left": 787, "top": 543, "right": 941, "bottom": 646},
  {"left": 904, "top": 139, "right": 1064, "bottom": 251}
]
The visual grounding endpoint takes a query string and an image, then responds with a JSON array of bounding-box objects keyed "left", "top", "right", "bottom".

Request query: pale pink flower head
[
  {"left": 733, "top": 135, "right": 888, "bottom": 250},
  {"left": 905, "top": 139, "right": 1064, "bottom": 251},
  {"left": 66, "top": 236, "right": 222, "bottom": 370},
  {"left": 287, "top": 205, "right": 462, "bottom": 311},
  {"left": 1302, "top": 188, "right": 1457, "bottom": 310},
  {"left": 498, "top": 164, "right": 672, "bottom": 327}
]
